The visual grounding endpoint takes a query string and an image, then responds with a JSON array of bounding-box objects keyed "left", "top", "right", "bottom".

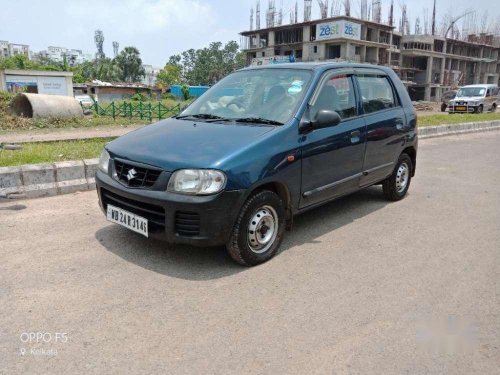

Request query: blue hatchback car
[{"left": 96, "top": 63, "right": 418, "bottom": 266}]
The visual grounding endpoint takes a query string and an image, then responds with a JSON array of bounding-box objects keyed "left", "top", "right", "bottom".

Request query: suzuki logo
[{"left": 127, "top": 168, "right": 137, "bottom": 181}]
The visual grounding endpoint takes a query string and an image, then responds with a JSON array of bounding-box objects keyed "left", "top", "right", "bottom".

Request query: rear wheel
[
  {"left": 226, "top": 190, "right": 285, "bottom": 266},
  {"left": 382, "top": 154, "right": 413, "bottom": 201}
]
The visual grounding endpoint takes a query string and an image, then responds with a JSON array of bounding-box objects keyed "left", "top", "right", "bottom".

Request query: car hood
[{"left": 106, "top": 118, "right": 276, "bottom": 171}]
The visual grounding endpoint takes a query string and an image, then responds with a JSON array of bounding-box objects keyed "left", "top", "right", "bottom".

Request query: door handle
[
  {"left": 395, "top": 118, "right": 404, "bottom": 130},
  {"left": 350, "top": 130, "right": 361, "bottom": 143}
]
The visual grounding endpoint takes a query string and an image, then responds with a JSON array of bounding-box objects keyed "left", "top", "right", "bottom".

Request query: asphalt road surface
[{"left": 1, "top": 132, "right": 499, "bottom": 374}]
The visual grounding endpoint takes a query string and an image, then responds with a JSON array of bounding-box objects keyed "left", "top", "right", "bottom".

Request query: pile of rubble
[{"left": 413, "top": 101, "right": 434, "bottom": 111}]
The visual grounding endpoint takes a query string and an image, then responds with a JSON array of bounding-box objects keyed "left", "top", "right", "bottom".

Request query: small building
[
  {"left": 37, "top": 46, "right": 93, "bottom": 66},
  {"left": 142, "top": 65, "right": 162, "bottom": 87},
  {"left": 0, "top": 40, "right": 31, "bottom": 59},
  {"left": 74, "top": 82, "right": 162, "bottom": 102},
  {"left": 0, "top": 69, "right": 74, "bottom": 96}
]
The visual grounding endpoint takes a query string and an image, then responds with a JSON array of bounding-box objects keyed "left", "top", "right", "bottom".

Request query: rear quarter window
[{"left": 357, "top": 75, "right": 397, "bottom": 114}]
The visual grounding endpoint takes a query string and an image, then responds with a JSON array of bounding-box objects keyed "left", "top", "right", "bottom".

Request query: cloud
[{"left": 64, "top": 0, "right": 215, "bottom": 36}]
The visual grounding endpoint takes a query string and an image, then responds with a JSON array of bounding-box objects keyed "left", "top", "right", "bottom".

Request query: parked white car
[{"left": 448, "top": 84, "right": 498, "bottom": 114}]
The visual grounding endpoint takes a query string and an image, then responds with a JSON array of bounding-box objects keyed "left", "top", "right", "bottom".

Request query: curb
[
  {"left": 1, "top": 120, "right": 500, "bottom": 200},
  {"left": 418, "top": 120, "right": 500, "bottom": 139},
  {"left": 0, "top": 159, "right": 98, "bottom": 199}
]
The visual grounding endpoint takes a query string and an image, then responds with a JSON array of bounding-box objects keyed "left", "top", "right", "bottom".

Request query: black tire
[
  {"left": 382, "top": 154, "right": 413, "bottom": 201},
  {"left": 492, "top": 104, "right": 497, "bottom": 113},
  {"left": 475, "top": 105, "right": 483, "bottom": 114},
  {"left": 441, "top": 103, "right": 447, "bottom": 112},
  {"left": 226, "top": 190, "right": 285, "bottom": 266}
]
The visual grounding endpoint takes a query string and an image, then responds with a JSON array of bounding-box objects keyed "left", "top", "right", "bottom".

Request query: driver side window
[{"left": 310, "top": 74, "right": 357, "bottom": 121}]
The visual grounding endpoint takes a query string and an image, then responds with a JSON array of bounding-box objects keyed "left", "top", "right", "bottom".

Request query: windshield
[
  {"left": 179, "top": 68, "right": 313, "bottom": 124},
  {"left": 456, "top": 87, "right": 486, "bottom": 98}
]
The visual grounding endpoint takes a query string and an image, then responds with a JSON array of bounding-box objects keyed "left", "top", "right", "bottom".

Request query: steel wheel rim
[
  {"left": 396, "top": 162, "right": 409, "bottom": 193},
  {"left": 247, "top": 205, "right": 278, "bottom": 254}
]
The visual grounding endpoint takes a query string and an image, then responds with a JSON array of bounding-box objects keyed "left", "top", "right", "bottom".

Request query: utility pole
[{"left": 431, "top": 0, "right": 436, "bottom": 36}]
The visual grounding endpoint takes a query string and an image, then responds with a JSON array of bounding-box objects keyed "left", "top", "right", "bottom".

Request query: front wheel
[
  {"left": 475, "top": 105, "right": 483, "bottom": 114},
  {"left": 226, "top": 190, "right": 285, "bottom": 266},
  {"left": 382, "top": 154, "right": 413, "bottom": 201}
]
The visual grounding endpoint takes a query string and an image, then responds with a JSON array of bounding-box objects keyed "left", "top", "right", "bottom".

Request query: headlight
[
  {"left": 98, "top": 149, "right": 110, "bottom": 174},
  {"left": 167, "top": 169, "right": 226, "bottom": 195}
]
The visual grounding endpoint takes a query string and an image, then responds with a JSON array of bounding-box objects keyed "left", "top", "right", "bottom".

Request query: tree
[
  {"left": 69, "top": 58, "right": 121, "bottom": 83},
  {"left": 165, "top": 41, "right": 247, "bottom": 86},
  {"left": 156, "top": 63, "right": 182, "bottom": 89},
  {"left": 114, "top": 46, "right": 145, "bottom": 82},
  {"left": 0, "top": 54, "right": 62, "bottom": 71}
]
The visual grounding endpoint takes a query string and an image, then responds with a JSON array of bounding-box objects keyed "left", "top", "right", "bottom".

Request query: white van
[{"left": 448, "top": 84, "right": 498, "bottom": 114}]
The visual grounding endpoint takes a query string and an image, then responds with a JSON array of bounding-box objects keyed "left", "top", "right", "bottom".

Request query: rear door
[
  {"left": 299, "top": 70, "right": 366, "bottom": 208},
  {"left": 354, "top": 71, "right": 407, "bottom": 187}
]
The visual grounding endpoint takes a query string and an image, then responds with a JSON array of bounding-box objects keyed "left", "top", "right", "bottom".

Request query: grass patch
[
  {"left": 419, "top": 112, "right": 500, "bottom": 126},
  {"left": 0, "top": 138, "right": 115, "bottom": 167}
]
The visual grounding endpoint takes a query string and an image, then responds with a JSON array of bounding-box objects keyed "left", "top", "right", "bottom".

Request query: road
[{"left": 1, "top": 132, "right": 499, "bottom": 374}]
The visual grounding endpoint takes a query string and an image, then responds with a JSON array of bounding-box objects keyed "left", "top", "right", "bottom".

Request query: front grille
[
  {"left": 114, "top": 160, "right": 162, "bottom": 188},
  {"left": 101, "top": 189, "right": 165, "bottom": 232},
  {"left": 175, "top": 211, "right": 200, "bottom": 237}
]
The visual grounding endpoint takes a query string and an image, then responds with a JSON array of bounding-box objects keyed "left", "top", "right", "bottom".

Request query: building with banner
[
  {"left": 0, "top": 69, "right": 74, "bottom": 96},
  {"left": 240, "top": 15, "right": 396, "bottom": 67}
]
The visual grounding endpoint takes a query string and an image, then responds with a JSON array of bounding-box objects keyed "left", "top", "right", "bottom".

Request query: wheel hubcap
[
  {"left": 396, "top": 162, "right": 409, "bottom": 193},
  {"left": 247, "top": 205, "right": 278, "bottom": 254}
]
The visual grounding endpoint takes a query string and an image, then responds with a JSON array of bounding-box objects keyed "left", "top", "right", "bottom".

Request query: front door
[{"left": 299, "top": 72, "right": 366, "bottom": 208}]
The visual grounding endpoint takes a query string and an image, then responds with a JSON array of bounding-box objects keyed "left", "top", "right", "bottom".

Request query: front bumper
[
  {"left": 448, "top": 104, "right": 478, "bottom": 113},
  {"left": 96, "top": 170, "right": 246, "bottom": 246}
]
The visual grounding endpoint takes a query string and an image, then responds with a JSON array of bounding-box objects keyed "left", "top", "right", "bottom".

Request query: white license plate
[{"left": 106, "top": 204, "right": 148, "bottom": 238}]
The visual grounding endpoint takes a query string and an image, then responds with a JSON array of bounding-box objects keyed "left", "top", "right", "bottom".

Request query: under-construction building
[
  {"left": 400, "top": 34, "right": 500, "bottom": 101},
  {"left": 240, "top": 1, "right": 500, "bottom": 102}
]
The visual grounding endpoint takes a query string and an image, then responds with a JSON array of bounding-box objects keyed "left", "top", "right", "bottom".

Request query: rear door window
[{"left": 357, "top": 75, "right": 397, "bottom": 114}]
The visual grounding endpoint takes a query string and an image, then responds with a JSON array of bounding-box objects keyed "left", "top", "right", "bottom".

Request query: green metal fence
[{"left": 87, "top": 102, "right": 182, "bottom": 121}]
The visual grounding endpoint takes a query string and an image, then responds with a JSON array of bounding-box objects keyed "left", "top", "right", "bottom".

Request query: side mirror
[{"left": 312, "top": 109, "right": 341, "bottom": 129}]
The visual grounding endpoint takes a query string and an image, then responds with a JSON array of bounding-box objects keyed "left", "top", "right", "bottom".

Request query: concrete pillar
[
  {"left": 424, "top": 55, "right": 434, "bottom": 101},
  {"left": 302, "top": 44, "right": 310, "bottom": 61},
  {"left": 426, "top": 56, "right": 434, "bottom": 84},
  {"left": 440, "top": 57, "right": 446, "bottom": 85},
  {"left": 0, "top": 70, "right": 6, "bottom": 91},
  {"left": 318, "top": 44, "right": 327, "bottom": 60},
  {"left": 268, "top": 31, "right": 275, "bottom": 47},
  {"left": 474, "top": 62, "right": 481, "bottom": 84},
  {"left": 387, "top": 32, "right": 394, "bottom": 65},
  {"left": 361, "top": 45, "right": 367, "bottom": 62},
  {"left": 303, "top": 26, "right": 310, "bottom": 44}
]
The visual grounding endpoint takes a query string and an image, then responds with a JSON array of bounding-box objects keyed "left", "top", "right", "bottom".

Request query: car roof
[
  {"left": 461, "top": 84, "right": 497, "bottom": 88},
  {"left": 241, "top": 62, "right": 392, "bottom": 73}
]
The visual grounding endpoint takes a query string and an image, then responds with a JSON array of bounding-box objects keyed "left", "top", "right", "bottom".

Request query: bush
[
  {"left": 162, "top": 93, "right": 177, "bottom": 101},
  {"left": 181, "top": 84, "right": 191, "bottom": 101},
  {"left": 131, "top": 92, "right": 147, "bottom": 101}
]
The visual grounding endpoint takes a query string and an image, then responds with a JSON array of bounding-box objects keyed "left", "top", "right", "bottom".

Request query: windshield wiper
[
  {"left": 232, "top": 117, "right": 284, "bottom": 125},
  {"left": 176, "top": 113, "right": 226, "bottom": 120}
]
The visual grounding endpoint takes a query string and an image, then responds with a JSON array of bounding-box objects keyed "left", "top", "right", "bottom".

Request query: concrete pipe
[{"left": 9, "top": 93, "right": 84, "bottom": 119}]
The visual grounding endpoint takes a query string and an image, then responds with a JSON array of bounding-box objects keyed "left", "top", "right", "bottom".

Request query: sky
[{"left": 0, "top": 0, "right": 498, "bottom": 66}]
